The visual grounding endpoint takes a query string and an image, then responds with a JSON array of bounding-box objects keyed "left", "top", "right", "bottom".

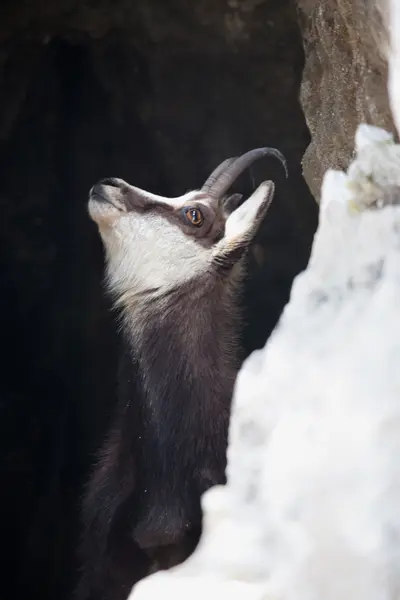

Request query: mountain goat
[{"left": 76, "top": 147, "right": 287, "bottom": 600}]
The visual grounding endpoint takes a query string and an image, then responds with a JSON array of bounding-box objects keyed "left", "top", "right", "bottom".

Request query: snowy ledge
[{"left": 129, "top": 3, "right": 400, "bottom": 598}]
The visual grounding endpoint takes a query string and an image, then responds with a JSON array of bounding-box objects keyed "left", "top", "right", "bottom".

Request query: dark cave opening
[{"left": 0, "top": 3, "right": 318, "bottom": 599}]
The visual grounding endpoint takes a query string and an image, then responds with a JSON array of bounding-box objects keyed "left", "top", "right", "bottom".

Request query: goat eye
[{"left": 184, "top": 207, "right": 204, "bottom": 227}]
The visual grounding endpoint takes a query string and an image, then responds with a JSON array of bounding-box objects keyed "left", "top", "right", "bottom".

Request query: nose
[
  {"left": 89, "top": 177, "right": 127, "bottom": 199},
  {"left": 97, "top": 177, "right": 125, "bottom": 188}
]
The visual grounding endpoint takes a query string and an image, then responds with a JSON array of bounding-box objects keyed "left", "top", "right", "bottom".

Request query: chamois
[{"left": 76, "top": 147, "right": 287, "bottom": 600}]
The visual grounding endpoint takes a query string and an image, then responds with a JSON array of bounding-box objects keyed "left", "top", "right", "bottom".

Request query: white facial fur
[
  {"left": 89, "top": 190, "right": 212, "bottom": 303},
  {"left": 88, "top": 181, "right": 275, "bottom": 305}
]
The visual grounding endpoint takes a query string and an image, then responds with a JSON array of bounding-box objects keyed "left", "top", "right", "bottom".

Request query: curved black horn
[
  {"left": 206, "top": 147, "right": 288, "bottom": 198},
  {"left": 201, "top": 157, "right": 237, "bottom": 193}
]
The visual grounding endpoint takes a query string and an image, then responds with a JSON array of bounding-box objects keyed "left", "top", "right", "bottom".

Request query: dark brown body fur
[{"left": 75, "top": 271, "right": 243, "bottom": 600}]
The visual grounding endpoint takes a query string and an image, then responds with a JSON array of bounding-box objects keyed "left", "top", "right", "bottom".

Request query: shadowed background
[{"left": 0, "top": 1, "right": 318, "bottom": 599}]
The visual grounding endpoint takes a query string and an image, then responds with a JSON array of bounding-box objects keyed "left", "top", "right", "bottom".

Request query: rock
[
  {"left": 388, "top": 0, "right": 400, "bottom": 134},
  {"left": 298, "top": 0, "right": 395, "bottom": 201}
]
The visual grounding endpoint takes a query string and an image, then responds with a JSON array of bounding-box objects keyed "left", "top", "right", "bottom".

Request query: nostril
[
  {"left": 98, "top": 177, "right": 124, "bottom": 188},
  {"left": 89, "top": 178, "right": 127, "bottom": 212}
]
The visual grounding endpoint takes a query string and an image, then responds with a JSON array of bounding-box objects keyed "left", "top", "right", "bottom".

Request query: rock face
[
  {"left": 388, "top": 0, "right": 400, "bottom": 134},
  {"left": 298, "top": 0, "right": 395, "bottom": 200}
]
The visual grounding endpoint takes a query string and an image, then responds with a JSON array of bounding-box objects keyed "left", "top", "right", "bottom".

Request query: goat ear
[
  {"left": 221, "top": 193, "right": 243, "bottom": 217},
  {"left": 212, "top": 181, "right": 275, "bottom": 273}
]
